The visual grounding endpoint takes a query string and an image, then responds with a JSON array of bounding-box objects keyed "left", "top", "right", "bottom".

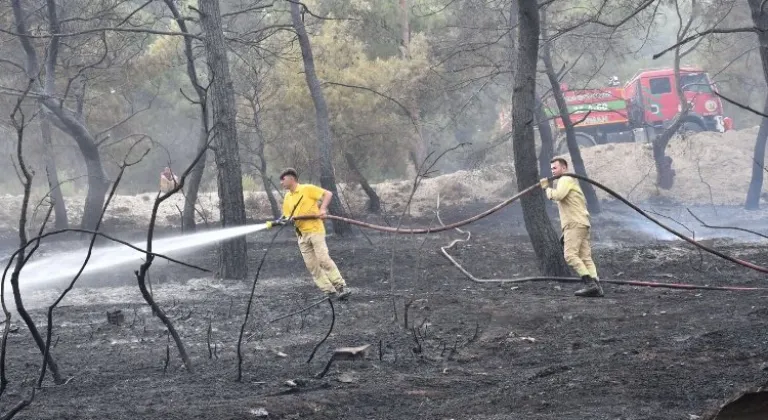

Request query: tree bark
[
  {"left": 652, "top": 66, "right": 687, "bottom": 190},
  {"left": 199, "top": 0, "right": 248, "bottom": 279},
  {"left": 183, "top": 127, "right": 208, "bottom": 231},
  {"left": 39, "top": 118, "right": 68, "bottom": 229},
  {"left": 164, "top": 0, "right": 209, "bottom": 232},
  {"left": 745, "top": 0, "right": 768, "bottom": 210},
  {"left": 540, "top": 9, "right": 601, "bottom": 214},
  {"left": 14, "top": 0, "right": 106, "bottom": 232},
  {"left": 259, "top": 158, "right": 280, "bottom": 219},
  {"left": 652, "top": 124, "right": 680, "bottom": 189},
  {"left": 13, "top": 0, "right": 69, "bottom": 230},
  {"left": 512, "top": 0, "right": 570, "bottom": 276},
  {"left": 42, "top": 99, "right": 110, "bottom": 231},
  {"left": 290, "top": 2, "right": 351, "bottom": 235},
  {"left": 250, "top": 98, "right": 280, "bottom": 219},
  {"left": 534, "top": 97, "right": 554, "bottom": 178},
  {"left": 745, "top": 101, "right": 768, "bottom": 209},
  {"left": 41, "top": 0, "right": 68, "bottom": 229},
  {"left": 652, "top": 0, "right": 696, "bottom": 190},
  {"left": 398, "top": 0, "right": 426, "bottom": 174},
  {"left": 344, "top": 152, "right": 381, "bottom": 213}
]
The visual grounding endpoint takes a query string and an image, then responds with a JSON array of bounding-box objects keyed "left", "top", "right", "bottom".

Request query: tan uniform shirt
[{"left": 546, "top": 175, "right": 590, "bottom": 229}]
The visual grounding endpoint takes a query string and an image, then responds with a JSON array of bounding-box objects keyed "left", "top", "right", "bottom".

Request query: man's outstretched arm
[{"left": 318, "top": 189, "right": 333, "bottom": 218}]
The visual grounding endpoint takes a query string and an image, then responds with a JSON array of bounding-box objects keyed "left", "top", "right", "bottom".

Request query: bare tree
[
  {"left": 199, "top": 0, "right": 249, "bottom": 278},
  {"left": 652, "top": 0, "right": 699, "bottom": 190},
  {"left": 163, "top": 0, "right": 211, "bottom": 231},
  {"left": 344, "top": 152, "right": 381, "bottom": 213},
  {"left": 40, "top": 0, "right": 68, "bottom": 229},
  {"left": 398, "top": 0, "right": 427, "bottom": 170},
  {"left": 289, "top": 2, "right": 351, "bottom": 235},
  {"left": 2, "top": 81, "right": 64, "bottom": 387},
  {"left": 2, "top": 0, "right": 70, "bottom": 229},
  {"left": 242, "top": 83, "right": 280, "bottom": 219},
  {"left": 540, "top": 7, "right": 601, "bottom": 214},
  {"left": 11, "top": 0, "right": 109, "bottom": 231},
  {"left": 745, "top": 0, "right": 768, "bottom": 210},
  {"left": 511, "top": 0, "right": 570, "bottom": 276}
]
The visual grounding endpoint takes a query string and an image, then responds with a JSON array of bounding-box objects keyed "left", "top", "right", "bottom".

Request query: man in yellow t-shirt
[
  {"left": 539, "top": 158, "right": 603, "bottom": 298},
  {"left": 279, "top": 168, "right": 349, "bottom": 300}
]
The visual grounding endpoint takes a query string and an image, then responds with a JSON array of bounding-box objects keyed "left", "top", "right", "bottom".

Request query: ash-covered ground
[{"left": 2, "top": 200, "right": 768, "bottom": 419}]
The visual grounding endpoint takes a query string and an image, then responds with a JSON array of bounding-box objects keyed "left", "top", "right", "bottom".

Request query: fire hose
[{"left": 265, "top": 174, "right": 768, "bottom": 292}]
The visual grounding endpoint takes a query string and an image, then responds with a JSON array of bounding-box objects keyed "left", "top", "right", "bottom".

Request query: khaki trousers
[
  {"left": 562, "top": 224, "right": 598, "bottom": 278},
  {"left": 298, "top": 232, "right": 346, "bottom": 293}
]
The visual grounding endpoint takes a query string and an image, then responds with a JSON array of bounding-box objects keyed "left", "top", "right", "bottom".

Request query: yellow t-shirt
[
  {"left": 282, "top": 183, "right": 326, "bottom": 234},
  {"left": 545, "top": 175, "right": 590, "bottom": 229}
]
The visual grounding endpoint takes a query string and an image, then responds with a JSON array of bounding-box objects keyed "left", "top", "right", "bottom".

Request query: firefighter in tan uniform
[
  {"left": 540, "top": 158, "right": 604, "bottom": 297},
  {"left": 278, "top": 168, "right": 350, "bottom": 300}
]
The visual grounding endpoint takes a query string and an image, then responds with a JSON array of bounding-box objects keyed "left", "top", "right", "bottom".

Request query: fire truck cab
[
  {"left": 624, "top": 67, "right": 733, "bottom": 135},
  {"left": 546, "top": 67, "right": 733, "bottom": 154}
]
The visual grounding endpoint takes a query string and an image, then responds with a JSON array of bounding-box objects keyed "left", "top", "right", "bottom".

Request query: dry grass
[{"left": 559, "top": 126, "right": 762, "bottom": 205}]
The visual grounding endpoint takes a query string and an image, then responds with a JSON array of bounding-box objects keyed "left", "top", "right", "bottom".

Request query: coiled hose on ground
[{"left": 292, "top": 174, "right": 768, "bottom": 292}]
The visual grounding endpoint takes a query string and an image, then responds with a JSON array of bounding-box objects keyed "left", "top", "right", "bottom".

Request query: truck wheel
[
  {"left": 679, "top": 121, "right": 704, "bottom": 137},
  {"left": 556, "top": 133, "right": 596, "bottom": 155}
]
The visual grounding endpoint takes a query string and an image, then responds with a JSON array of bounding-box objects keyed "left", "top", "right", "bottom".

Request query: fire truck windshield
[{"left": 680, "top": 73, "right": 712, "bottom": 93}]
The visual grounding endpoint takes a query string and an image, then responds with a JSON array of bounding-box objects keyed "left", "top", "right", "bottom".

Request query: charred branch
[{"left": 306, "top": 298, "right": 335, "bottom": 365}]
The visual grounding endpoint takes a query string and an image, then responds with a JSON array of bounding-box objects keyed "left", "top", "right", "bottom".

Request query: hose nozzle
[{"left": 266, "top": 217, "right": 290, "bottom": 229}]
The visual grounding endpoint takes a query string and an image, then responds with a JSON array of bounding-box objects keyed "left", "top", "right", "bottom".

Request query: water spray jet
[{"left": 16, "top": 223, "right": 271, "bottom": 289}]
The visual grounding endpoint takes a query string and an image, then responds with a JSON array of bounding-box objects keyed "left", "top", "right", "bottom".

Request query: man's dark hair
[
  {"left": 550, "top": 157, "right": 569, "bottom": 168},
  {"left": 279, "top": 168, "right": 298, "bottom": 180}
]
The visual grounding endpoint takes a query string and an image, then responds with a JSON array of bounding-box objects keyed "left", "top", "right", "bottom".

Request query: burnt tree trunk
[
  {"left": 512, "top": 0, "right": 570, "bottom": 276},
  {"left": 652, "top": 72, "right": 687, "bottom": 190},
  {"left": 14, "top": 0, "right": 68, "bottom": 229},
  {"left": 14, "top": 0, "right": 107, "bottom": 233},
  {"left": 746, "top": 99, "right": 768, "bottom": 209},
  {"left": 540, "top": 9, "right": 601, "bottom": 214},
  {"left": 245, "top": 92, "right": 279, "bottom": 219},
  {"left": 39, "top": 119, "right": 68, "bottom": 229},
  {"left": 652, "top": 0, "right": 696, "bottom": 190},
  {"left": 250, "top": 98, "right": 280, "bottom": 219},
  {"left": 183, "top": 127, "right": 209, "bottom": 231},
  {"left": 199, "top": 0, "right": 248, "bottom": 278},
  {"left": 259, "top": 159, "right": 280, "bottom": 219},
  {"left": 344, "top": 152, "right": 381, "bottom": 213},
  {"left": 164, "top": 0, "right": 209, "bottom": 232},
  {"left": 534, "top": 97, "right": 554, "bottom": 178},
  {"left": 8, "top": 2, "right": 66, "bottom": 382},
  {"left": 290, "top": 2, "right": 351, "bottom": 235},
  {"left": 745, "top": 0, "right": 768, "bottom": 209},
  {"left": 43, "top": 100, "right": 110, "bottom": 232},
  {"left": 41, "top": 1, "right": 68, "bottom": 229},
  {"left": 652, "top": 125, "right": 681, "bottom": 190}
]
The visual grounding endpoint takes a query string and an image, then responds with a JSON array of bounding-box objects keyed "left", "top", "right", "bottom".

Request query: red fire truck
[{"left": 545, "top": 67, "right": 733, "bottom": 154}]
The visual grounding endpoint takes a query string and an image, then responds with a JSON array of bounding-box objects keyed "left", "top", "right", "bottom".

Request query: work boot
[
  {"left": 323, "top": 290, "right": 338, "bottom": 300},
  {"left": 594, "top": 277, "right": 605, "bottom": 296},
  {"left": 336, "top": 285, "right": 351, "bottom": 300},
  {"left": 575, "top": 275, "right": 604, "bottom": 298}
]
